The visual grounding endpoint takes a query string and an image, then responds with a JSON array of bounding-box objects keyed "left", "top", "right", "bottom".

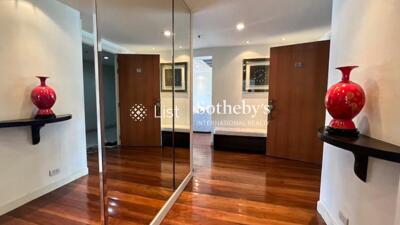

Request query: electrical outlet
[
  {"left": 339, "top": 210, "right": 349, "bottom": 225},
  {"left": 49, "top": 168, "right": 60, "bottom": 177}
]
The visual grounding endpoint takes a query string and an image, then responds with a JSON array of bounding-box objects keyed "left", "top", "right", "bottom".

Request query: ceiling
[
  {"left": 59, "top": 0, "right": 190, "bottom": 53},
  {"left": 59, "top": 0, "right": 332, "bottom": 50},
  {"left": 185, "top": 0, "right": 332, "bottom": 48},
  {"left": 58, "top": 0, "right": 93, "bottom": 31}
]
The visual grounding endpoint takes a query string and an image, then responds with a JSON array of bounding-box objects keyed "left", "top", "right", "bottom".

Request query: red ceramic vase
[
  {"left": 325, "top": 66, "right": 365, "bottom": 136},
  {"left": 31, "top": 76, "right": 56, "bottom": 119}
]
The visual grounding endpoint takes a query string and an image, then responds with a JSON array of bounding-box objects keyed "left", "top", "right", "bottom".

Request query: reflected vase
[
  {"left": 325, "top": 66, "right": 365, "bottom": 137},
  {"left": 31, "top": 76, "right": 57, "bottom": 119}
]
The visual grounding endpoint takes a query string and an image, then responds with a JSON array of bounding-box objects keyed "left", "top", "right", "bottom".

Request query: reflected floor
[{"left": 105, "top": 147, "right": 175, "bottom": 224}]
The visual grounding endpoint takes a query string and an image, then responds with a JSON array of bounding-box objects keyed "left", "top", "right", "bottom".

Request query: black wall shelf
[
  {"left": 0, "top": 114, "right": 72, "bottom": 145},
  {"left": 318, "top": 127, "right": 400, "bottom": 182}
]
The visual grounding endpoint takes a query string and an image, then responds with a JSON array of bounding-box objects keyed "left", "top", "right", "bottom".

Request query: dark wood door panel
[
  {"left": 267, "top": 41, "right": 330, "bottom": 164},
  {"left": 118, "top": 54, "right": 161, "bottom": 147}
]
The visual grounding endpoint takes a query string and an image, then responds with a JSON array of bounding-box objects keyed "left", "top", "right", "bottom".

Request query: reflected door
[{"left": 118, "top": 54, "right": 161, "bottom": 146}]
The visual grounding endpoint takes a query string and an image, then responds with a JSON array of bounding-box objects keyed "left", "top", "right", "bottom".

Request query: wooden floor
[
  {"left": 162, "top": 134, "right": 326, "bottom": 225},
  {"left": 0, "top": 134, "right": 325, "bottom": 225}
]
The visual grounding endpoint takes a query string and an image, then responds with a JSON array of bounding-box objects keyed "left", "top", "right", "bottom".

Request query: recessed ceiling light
[
  {"left": 164, "top": 30, "right": 172, "bottom": 37},
  {"left": 246, "top": 40, "right": 250, "bottom": 44},
  {"left": 282, "top": 37, "right": 286, "bottom": 41},
  {"left": 152, "top": 47, "right": 156, "bottom": 50},
  {"left": 179, "top": 45, "right": 183, "bottom": 49},
  {"left": 236, "top": 23, "right": 245, "bottom": 31},
  {"left": 103, "top": 56, "right": 109, "bottom": 60}
]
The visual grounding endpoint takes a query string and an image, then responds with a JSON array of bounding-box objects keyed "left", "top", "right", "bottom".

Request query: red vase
[
  {"left": 31, "top": 76, "right": 56, "bottom": 119},
  {"left": 325, "top": 66, "right": 365, "bottom": 136}
]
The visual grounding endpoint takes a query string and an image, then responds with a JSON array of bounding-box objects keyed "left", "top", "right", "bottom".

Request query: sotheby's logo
[{"left": 196, "top": 100, "right": 270, "bottom": 118}]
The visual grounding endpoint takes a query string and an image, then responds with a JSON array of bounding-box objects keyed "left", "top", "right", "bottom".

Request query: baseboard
[
  {"left": 193, "top": 131, "right": 212, "bottom": 134},
  {"left": 162, "top": 131, "right": 190, "bottom": 148},
  {"left": 317, "top": 200, "right": 338, "bottom": 225},
  {"left": 0, "top": 168, "right": 89, "bottom": 216},
  {"left": 150, "top": 170, "right": 194, "bottom": 225},
  {"left": 213, "top": 134, "right": 266, "bottom": 154}
]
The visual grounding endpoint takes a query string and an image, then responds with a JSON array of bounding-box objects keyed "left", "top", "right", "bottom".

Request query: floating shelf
[
  {"left": 0, "top": 114, "right": 72, "bottom": 145},
  {"left": 318, "top": 127, "right": 400, "bottom": 182}
]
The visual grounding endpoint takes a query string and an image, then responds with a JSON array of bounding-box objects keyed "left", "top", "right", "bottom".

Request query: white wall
[
  {"left": 0, "top": 0, "right": 88, "bottom": 215},
  {"left": 318, "top": 0, "right": 400, "bottom": 224},
  {"left": 193, "top": 57, "right": 212, "bottom": 132},
  {"left": 193, "top": 57, "right": 212, "bottom": 113},
  {"left": 396, "top": 181, "right": 400, "bottom": 224},
  {"left": 195, "top": 44, "right": 270, "bottom": 130}
]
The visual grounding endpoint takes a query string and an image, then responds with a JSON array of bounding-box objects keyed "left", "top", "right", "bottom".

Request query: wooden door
[
  {"left": 267, "top": 41, "right": 330, "bottom": 164},
  {"left": 118, "top": 54, "right": 161, "bottom": 147}
]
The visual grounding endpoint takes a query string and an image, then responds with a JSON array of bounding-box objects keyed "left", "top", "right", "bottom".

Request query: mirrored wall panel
[
  {"left": 173, "top": 0, "right": 192, "bottom": 188},
  {"left": 96, "top": 0, "right": 175, "bottom": 224}
]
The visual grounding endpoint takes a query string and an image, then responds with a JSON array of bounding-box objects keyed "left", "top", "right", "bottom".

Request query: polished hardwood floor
[
  {"left": 162, "top": 134, "right": 326, "bottom": 225},
  {"left": 0, "top": 134, "right": 325, "bottom": 225}
]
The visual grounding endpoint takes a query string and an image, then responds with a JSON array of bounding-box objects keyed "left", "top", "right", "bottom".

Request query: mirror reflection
[
  {"left": 96, "top": 0, "right": 175, "bottom": 223},
  {"left": 173, "top": 0, "right": 192, "bottom": 188}
]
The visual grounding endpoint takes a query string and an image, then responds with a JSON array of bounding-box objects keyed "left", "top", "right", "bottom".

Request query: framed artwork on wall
[
  {"left": 242, "top": 58, "right": 270, "bottom": 92},
  {"left": 161, "top": 62, "right": 187, "bottom": 92}
]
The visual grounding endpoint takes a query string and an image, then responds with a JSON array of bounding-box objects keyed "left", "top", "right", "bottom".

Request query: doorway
[
  {"left": 267, "top": 41, "right": 330, "bottom": 164},
  {"left": 82, "top": 44, "right": 118, "bottom": 151},
  {"left": 117, "top": 54, "right": 161, "bottom": 147},
  {"left": 193, "top": 56, "right": 213, "bottom": 133}
]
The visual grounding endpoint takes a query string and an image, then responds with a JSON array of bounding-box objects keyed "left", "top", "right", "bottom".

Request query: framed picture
[
  {"left": 242, "top": 58, "right": 270, "bottom": 92},
  {"left": 161, "top": 62, "right": 187, "bottom": 92}
]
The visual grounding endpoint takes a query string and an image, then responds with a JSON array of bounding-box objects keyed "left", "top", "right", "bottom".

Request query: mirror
[
  {"left": 173, "top": 0, "right": 192, "bottom": 188},
  {"left": 96, "top": 0, "right": 175, "bottom": 223}
]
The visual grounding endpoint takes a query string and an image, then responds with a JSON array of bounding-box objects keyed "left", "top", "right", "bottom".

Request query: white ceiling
[
  {"left": 185, "top": 0, "right": 332, "bottom": 48},
  {"left": 59, "top": 0, "right": 332, "bottom": 50},
  {"left": 59, "top": 0, "right": 190, "bottom": 53},
  {"left": 58, "top": 0, "right": 93, "bottom": 31}
]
